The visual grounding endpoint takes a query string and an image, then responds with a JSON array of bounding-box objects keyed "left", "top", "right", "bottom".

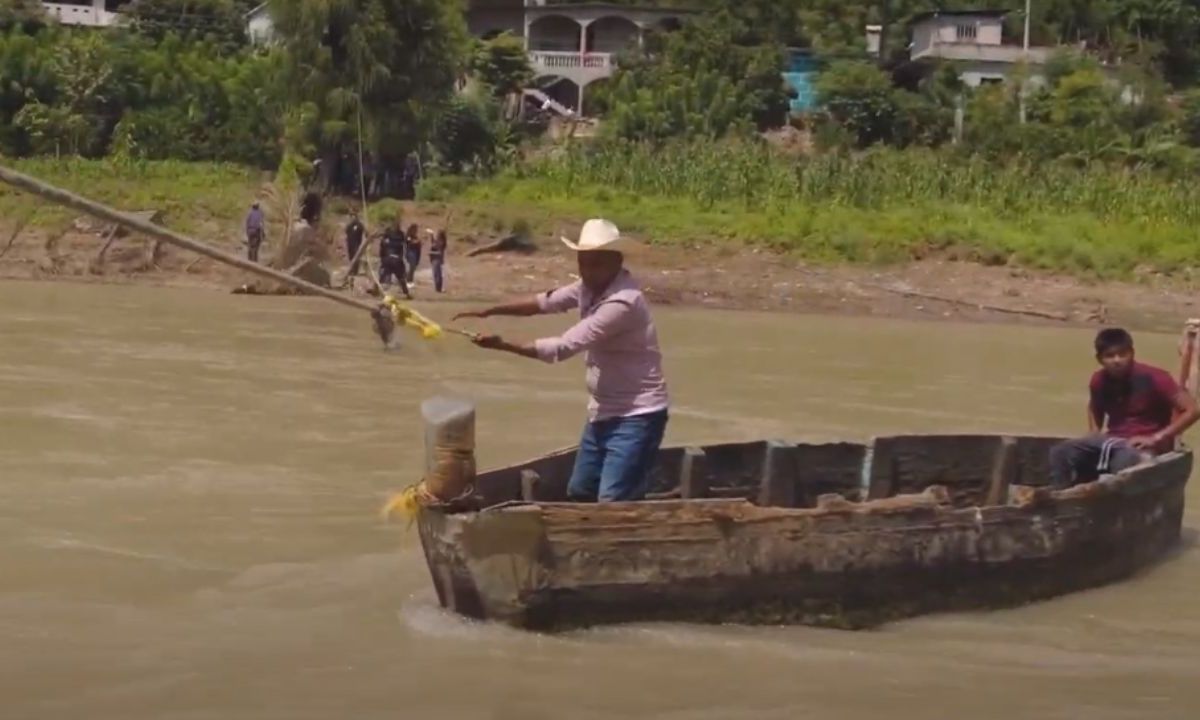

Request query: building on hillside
[
  {"left": 785, "top": 25, "right": 886, "bottom": 116},
  {"left": 908, "top": 9, "right": 1052, "bottom": 88},
  {"left": 865, "top": 24, "right": 882, "bottom": 57},
  {"left": 469, "top": 1, "right": 693, "bottom": 116},
  {"left": 245, "top": 2, "right": 273, "bottom": 45},
  {"left": 40, "top": 0, "right": 124, "bottom": 27}
]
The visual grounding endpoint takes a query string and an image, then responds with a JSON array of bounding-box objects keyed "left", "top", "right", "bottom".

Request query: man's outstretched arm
[
  {"left": 470, "top": 299, "right": 635, "bottom": 363},
  {"left": 453, "top": 297, "right": 541, "bottom": 320}
]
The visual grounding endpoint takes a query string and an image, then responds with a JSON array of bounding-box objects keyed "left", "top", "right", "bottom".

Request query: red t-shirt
[{"left": 1089, "top": 362, "right": 1178, "bottom": 448}]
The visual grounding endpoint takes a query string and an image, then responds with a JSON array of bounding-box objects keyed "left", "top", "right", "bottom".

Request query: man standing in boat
[
  {"left": 454, "top": 219, "right": 670, "bottom": 503},
  {"left": 1049, "top": 328, "right": 1199, "bottom": 488}
]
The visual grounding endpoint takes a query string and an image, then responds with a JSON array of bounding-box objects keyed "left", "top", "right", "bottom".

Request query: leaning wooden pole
[
  {"left": 1180, "top": 320, "right": 1200, "bottom": 397},
  {"left": 0, "top": 163, "right": 377, "bottom": 315}
]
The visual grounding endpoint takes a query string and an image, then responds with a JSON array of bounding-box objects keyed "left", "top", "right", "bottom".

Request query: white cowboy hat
[{"left": 561, "top": 218, "right": 624, "bottom": 252}]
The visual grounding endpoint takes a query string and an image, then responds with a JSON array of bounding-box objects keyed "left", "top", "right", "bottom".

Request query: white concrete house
[
  {"left": 469, "top": 1, "right": 691, "bottom": 115},
  {"left": 40, "top": 0, "right": 122, "bottom": 27},
  {"left": 910, "top": 9, "right": 1050, "bottom": 87}
]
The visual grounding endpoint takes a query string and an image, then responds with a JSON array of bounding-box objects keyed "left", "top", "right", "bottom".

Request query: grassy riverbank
[
  {"left": 439, "top": 142, "right": 1200, "bottom": 280},
  {"left": 5, "top": 151, "right": 1197, "bottom": 281},
  {"left": 4, "top": 156, "right": 1200, "bottom": 331},
  {"left": 0, "top": 158, "right": 262, "bottom": 235}
]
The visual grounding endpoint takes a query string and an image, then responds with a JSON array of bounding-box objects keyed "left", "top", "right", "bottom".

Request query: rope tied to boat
[
  {"left": 381, "top": 476, "right": 476, "bottom": 527},
  {"left": 383, "top": 398, "right": 477, "bottom": 526}
]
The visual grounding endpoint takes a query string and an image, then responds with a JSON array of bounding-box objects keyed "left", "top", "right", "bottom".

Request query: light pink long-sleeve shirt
[{"left": 534, "top": 270, "right": 670, "bottom": 421}]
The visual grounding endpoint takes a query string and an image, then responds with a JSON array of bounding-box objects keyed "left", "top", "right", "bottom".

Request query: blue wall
[{"left": 784, "top": 51, "right": 819, "bottom": 114}]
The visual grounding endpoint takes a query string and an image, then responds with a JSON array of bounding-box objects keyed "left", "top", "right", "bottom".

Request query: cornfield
[
  {"left": 523, "top": 140, "right": 1200, "bottom": 227},
  {"left": 488, "top": 139, "right": 1200, "bottom": 276}
]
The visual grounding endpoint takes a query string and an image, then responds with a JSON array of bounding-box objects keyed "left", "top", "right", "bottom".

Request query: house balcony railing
[{"left": 529, "top": 51, "right": 614, "bottom": 72}]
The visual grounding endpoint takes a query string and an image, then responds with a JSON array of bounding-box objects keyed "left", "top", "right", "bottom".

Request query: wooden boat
[{"left": 415, "top": 432, "right": 1191, "bottom": 631}]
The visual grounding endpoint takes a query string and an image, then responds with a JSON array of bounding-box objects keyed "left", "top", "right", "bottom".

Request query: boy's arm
[
  {"left": 1088, "top": 375, "right": 1104, "bottom": 432},
  {"left": 1088, "top": 401, "right": 1103, "bottom": 433},
  {"left": 1148, "top": 390, "right": 1200, "bottom": 447}
]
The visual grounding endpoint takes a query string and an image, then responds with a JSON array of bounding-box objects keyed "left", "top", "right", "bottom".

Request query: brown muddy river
[{"left": 1, "top": 281, "right": 1197, "bottom": 719}]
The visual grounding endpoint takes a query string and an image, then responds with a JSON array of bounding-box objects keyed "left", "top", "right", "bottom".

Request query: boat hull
[{"left": 416, "top": 443, "right": 1190, "bottom": 631}]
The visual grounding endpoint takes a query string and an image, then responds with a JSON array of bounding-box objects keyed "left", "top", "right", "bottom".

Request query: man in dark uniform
[
  {"left": 378, "top": 217, "right": 411, "bottom": 298},
  {"left": 344, "top": 209, "right": 365, "bottom": 277}
]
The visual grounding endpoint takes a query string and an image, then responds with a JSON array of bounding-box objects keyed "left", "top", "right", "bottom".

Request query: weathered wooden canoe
[{"left": 416, "top": 434, "right": 1191, "bottom": 631}]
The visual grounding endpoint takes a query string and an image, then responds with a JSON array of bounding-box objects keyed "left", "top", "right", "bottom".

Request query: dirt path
[{"left": 1, "top": 204, "right": 1196, "bottom": 333}]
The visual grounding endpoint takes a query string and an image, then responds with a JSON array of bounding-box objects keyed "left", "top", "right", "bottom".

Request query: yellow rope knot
[
  {"left": 381, "top": 482, "right": 434, "bottom": 527},
  {"left": 383, "top": 295, "right": 443, "bottom": 340}
]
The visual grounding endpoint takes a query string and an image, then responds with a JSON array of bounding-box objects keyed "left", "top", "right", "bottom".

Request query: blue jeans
[
  {"left": 568, "top": 410, "right": 669, "bottom": 502},
  {"left": 430, "top": 255, "right": 444, "bottom": 292},
  {"left": 405, "top": 246, "right": 420, "bottom": 282}
]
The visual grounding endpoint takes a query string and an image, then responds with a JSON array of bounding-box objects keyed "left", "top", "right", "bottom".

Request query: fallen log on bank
[
  {"left": 865, "top": 282, "right": 1070, "bottom": 322},
  {"left": 466, "top": 233, "right": 537, "bottom": 257}
]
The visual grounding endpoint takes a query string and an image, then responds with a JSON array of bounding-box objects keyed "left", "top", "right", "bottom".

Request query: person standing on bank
[
  {"left": 404, "top": 223, "right": 422, "bottom": 283},
  {"left": 344, "top": 209, "right": 365, "bottom": 277},
  {"left": 244, "top": 201, "right": 265, "bottom": 262},
  {"left": 454, "top": 219, "right": 669, "bottom": 502},
  {"left": 428, "top": 228, "right": 447, "bottom": 293},
  {"left": 378, "top": 217, "right": 411, "bottom": 298}
]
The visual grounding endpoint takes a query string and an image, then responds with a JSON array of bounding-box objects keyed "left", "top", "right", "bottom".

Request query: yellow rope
[
  {"left": 381, "top": 482, "right": 432, "bottom": 526},
  {"left": 382, "top": 294, "right": 444, "bottom": 340}
]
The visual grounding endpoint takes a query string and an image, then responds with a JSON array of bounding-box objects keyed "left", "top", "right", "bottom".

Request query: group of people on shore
[
  {"left": 357, "top": 213, "right": 448, "bottom": 297},
  {"left": 242, "top": 200, "right": 448, "bottom": 296}
]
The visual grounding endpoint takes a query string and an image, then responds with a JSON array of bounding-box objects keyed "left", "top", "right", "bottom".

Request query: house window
[{"left": 956, "top": 23, "right": 977, "bottom": 41}]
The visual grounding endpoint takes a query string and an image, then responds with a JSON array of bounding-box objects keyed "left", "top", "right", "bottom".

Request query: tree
[
  {"left": 815, "top": 60, "right": 896, "bottom": 147},
  {"left": 599, "top": 8, "right": 792, "bottom": 141},
  {"left": 13, "top": 32, "right": 118, "bottom": 156},
  {"left": 0, "top": 0, "right": 47, "bottom": 32},
  {"left": 471, "top": 32, "right": 533, "bottom": 99},
  {"left": 1180, "top": 90, "right": 1200, "bottom": 148},
  {"left": 270, "top": 0, "right": 468, "bottom": 188},
  {"left": 0, "top": 27, "right": 285, "bottom": 164},
  {"left": 432, "top": 91, "right": 512, "bottom": 174}
]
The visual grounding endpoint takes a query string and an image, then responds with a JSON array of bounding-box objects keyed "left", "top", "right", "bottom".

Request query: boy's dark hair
[
  {"left": 299, "top": 192, "right": 322, "bottom": 224},
  {"left": 1095, "top": 327, "right": 1134, "bottom": 355}
]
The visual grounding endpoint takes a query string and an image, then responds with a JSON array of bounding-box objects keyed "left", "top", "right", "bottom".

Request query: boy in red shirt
[{"left": 1050, "top": 328, "right": 1199, "bottom": 488}]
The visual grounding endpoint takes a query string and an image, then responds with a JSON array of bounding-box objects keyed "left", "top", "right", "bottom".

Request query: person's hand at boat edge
[{"left": 1129, "top": 433, "right": 1167, "bottom": 451}]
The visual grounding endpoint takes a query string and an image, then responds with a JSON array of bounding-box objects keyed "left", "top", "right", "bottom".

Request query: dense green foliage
[
  {"left": 594, "top": 0, "right": 1200, "bottom": 157},
  {"left": 269, "top": 0, "right": 468, "bottom": 186},
  {"left": 598, "top": 6, "right": 793, "bottom": 141},
  {"left": 603, "top": 0, "right": 1200, "bottom": 85},
  {"left": 0, "top": 28, "right": 283, "bottom": 166},
  {"left": 432, "top": 91, "right": 514, "bottom": 173},
  {"left": 0, "top": 0, "right": 46, "bottom": 32},
  {"left": 471, "top": 32, "right": 533, "bottom": 99}
]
